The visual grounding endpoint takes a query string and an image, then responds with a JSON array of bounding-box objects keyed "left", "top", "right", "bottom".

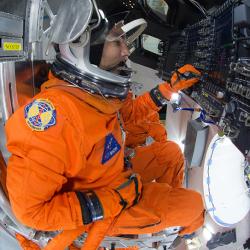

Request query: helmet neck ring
[{"left": 51, "top": 57, "right": 130, "bottom": 99}]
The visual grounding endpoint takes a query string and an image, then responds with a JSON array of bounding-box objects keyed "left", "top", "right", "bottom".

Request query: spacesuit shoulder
[{"left": 5, "top": 91, "right": 70, "bottom": 153}]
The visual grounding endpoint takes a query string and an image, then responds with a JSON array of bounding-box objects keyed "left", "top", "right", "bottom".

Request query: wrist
[
  {"left": 94, "top": 188, "right": 123, "bottom": 219},
  {"left": 76, "top": 190, "right": 104, "bottom": 224},
  {"left": 149, "top": 85, "right": 169, "bottom": 107}
]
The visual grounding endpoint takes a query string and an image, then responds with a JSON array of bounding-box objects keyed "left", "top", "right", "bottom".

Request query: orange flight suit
[
  {"left": 0, "top": 151, "right": 8, "bottom": 196},
  {"left": 6, "top": 74, "right": 204, "bottom": 250}
]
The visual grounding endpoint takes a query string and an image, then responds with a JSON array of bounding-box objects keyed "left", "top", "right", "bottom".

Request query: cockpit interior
[{"left": 0, "top": 0, "right": 249, "bottom": 249}]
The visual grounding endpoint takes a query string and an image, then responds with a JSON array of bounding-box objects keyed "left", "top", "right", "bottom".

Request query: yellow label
[{"left": 3, "top": 42, "right": 22, "bottom": 51}]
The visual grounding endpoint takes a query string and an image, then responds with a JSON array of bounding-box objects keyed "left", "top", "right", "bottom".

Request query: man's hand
[
  {"left": 158, "top": 64, "right": 201, "bottom": 101},
  {"left": 94, "top": 171, "right": 142, "bottom": 219},
  {"left": 170, "top": 64, "right": 201, "bottom": 91}
]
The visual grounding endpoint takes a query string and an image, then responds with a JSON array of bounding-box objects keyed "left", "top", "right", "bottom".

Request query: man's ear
[{"left": 89, "top": 43, "right": 105, "bottom": 66}]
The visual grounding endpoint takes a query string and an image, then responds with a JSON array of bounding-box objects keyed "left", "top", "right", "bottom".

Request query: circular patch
[{"left": 24, "top": 99, "right": 56, "bottom": 131}]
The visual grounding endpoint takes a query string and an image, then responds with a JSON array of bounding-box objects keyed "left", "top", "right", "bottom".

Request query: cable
[
  {"left": 199, "top": 109, "right": 216, "bottom": 124},
  {"left": 174, "top": 107, "right": 216, "bottom": 124},
  {"left": 186, "top": 0, "right": 209, "bottom": 18}
]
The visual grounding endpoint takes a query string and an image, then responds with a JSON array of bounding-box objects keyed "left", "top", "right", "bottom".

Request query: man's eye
[{"left": 114, "top": 40, "right": 121, "bottom": 46}]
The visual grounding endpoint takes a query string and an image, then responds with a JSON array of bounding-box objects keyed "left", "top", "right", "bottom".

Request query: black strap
[
  {"left": 76, "top": 192, "right": 93, "bottom": 224},
  {"left": 76, "top": 190, "right": 104, "bottom": 225},
  {"left": 83, "top": 190, "right": 104, "bottom": 222},
  {"left": 149, "top": 86, "right": 168, "bottom": 107},
  {"left": 114, "top": 174, "right": 141, "bottom": 209},
  {"left": 113, "top": 189, "right": 128, "bottom": 210},
  {"left": 131, "top": 175, "right": 140, "bottom": 206}
]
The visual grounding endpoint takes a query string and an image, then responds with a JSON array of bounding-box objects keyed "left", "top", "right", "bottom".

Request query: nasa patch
[
  {"left": 102, "top": 133, "right": 121, "bottom": 164},
  {"left": 24, "top": 99, "right": 56, "bottom": 131}
]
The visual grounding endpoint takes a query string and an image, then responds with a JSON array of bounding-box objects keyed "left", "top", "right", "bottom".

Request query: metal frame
[
  {"left": 0, "top": 61, "right": 36, "bottom": 244},
  {"left": 26, "top": 0, "right": 56, "bottom": 61}
]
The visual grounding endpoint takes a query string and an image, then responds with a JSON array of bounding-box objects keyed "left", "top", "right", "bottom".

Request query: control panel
[
  {"left": 158, "top": 0, "right": 250, "bottom": 155},
  {"left": 0, "top": 11, "right": 24, "bottom": 61}
]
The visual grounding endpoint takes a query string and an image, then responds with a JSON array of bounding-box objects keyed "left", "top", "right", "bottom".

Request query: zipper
[{"left": 119, "top": 220, "right": 162, "bottom": 229}]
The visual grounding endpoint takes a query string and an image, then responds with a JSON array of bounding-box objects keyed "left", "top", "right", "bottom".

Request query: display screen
[{"left": 0, "top": 0, "right": 27, "bottom": 18}]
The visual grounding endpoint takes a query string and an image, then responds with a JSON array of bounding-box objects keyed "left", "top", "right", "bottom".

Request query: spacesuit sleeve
[
  {"left": 5, "top": 100, "right": 84, "bottom": 231},
  {"left": 120, "top": 92, "right": 167, "bottom": 147},
  {"left": 120, "top": 92, "right": 161, "bottom": 125},
  {"left": 7, "top": 154, "right": 83, "bottom": 231}
]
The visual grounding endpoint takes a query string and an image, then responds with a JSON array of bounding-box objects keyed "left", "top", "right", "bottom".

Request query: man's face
[{"left": 99, "top": 35, "right": 130, "bottom": 71}]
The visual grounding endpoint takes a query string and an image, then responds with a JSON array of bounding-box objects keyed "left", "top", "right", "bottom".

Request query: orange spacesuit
[{"left": 6, "top": 71, "right": 204, "bottom": 250}]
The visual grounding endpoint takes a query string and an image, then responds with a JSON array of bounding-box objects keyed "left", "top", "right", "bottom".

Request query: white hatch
[{"left": 203, "top": 134, "right": 250, "bottom": 227}]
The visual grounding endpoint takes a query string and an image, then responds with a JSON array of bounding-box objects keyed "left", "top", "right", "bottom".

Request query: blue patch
[
  {"left": 102, "top": 133, "right": 121, "bottom": 164},
  {"left": 24, "top": 99, "right": 56, "bottom": 131}
]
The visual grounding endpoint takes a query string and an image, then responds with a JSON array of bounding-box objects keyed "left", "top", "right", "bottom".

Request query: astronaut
[{"left": 5, "top": 2, "right": 204, "bottom": 249}]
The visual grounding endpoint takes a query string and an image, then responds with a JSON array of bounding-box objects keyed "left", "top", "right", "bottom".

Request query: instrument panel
[{"left": 158, "top": 0, "right": 250, "bottom": 155}]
